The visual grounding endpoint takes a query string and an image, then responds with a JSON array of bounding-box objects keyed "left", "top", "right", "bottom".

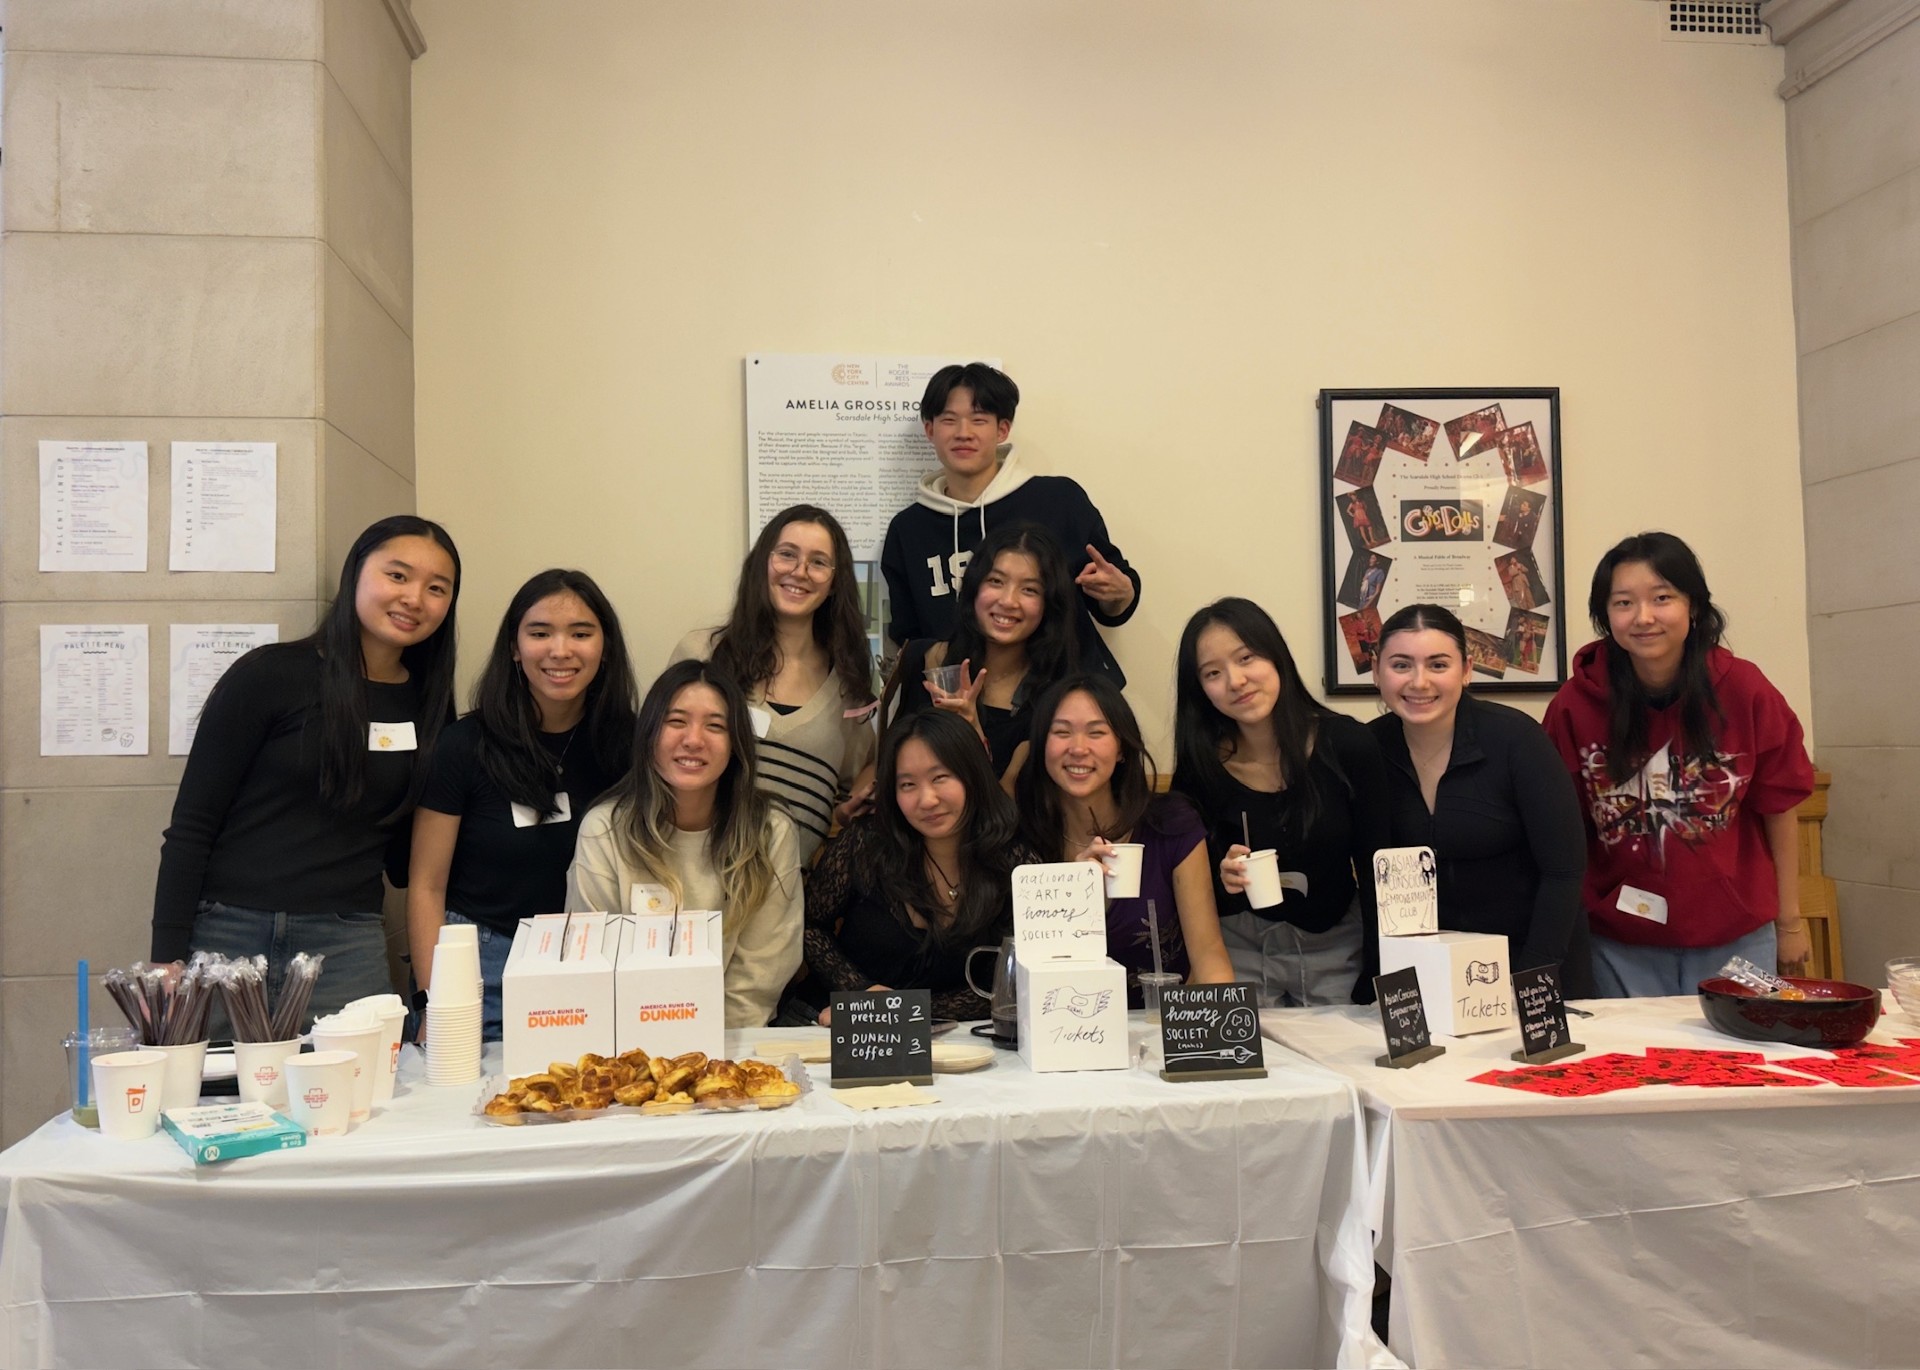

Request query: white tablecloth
[
  {"left": 1, "top": 1023, "right": 1388, "bottom": 1370},
  {"left": 1262, "top": 998, "right": 1920, "bottom": 1369}
]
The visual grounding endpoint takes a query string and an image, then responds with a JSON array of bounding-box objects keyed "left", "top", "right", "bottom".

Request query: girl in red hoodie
[{"left": 1543, "top": 533, "right": 1814, "bottom": 996}]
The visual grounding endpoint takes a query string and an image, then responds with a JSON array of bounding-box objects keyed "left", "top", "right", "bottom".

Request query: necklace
[
  {"left": 925, "top": 850, "right": 960, "bottom": 902},
  {"left": 548, "top": 723, "right": 580, "bottom": 779}
]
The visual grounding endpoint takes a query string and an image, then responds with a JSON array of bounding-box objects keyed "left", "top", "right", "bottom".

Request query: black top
[
  {"left": 417, "top": 714, "right": 627, "bottom": 935},
  {"left": 1368, "top": 694, "right": 1589, "bottom": 987},
  {"left": 803, "top": 817, "right": 1041, "bottom": 1021},
  {"left": 880, "top": 473, "right": 1140, "bottom": 684},
  {"left": 152, "top": 645, "right": 424, "bottom": 961},
  {"left": 894, "top": 638, "right": 1031, "bottom": 778},
  {"left": 1173, "top": 712, "right": 1391, "bottom": 1003}
]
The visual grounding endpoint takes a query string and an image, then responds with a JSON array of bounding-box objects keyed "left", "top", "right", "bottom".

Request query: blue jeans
[
  {"left": 1219, "top": 901, "right": 1366, "bottom": 1007},
  {"left": 444, "top": 912, "right": 511, "bottom": 1044},
  {"left": 1591, "top": 922, "right": 1778, "bottom": 998},
  {"left": 191, "top": 899, "right": 394, "bottom": 1036}
]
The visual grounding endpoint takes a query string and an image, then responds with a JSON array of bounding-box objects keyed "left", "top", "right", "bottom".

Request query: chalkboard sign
[
  {"left": 1510, "top": 964, "right": 1584, "bottom": 1064},
  {"left": 1373, "top": 967, "right": 1446, "bottom": 1069},
  {"left": 829, "top": 988, "right": 934, "bottom": 1088},
  {"left": 1159, "top": 982, "right": 1268, "bottom": 1081}
]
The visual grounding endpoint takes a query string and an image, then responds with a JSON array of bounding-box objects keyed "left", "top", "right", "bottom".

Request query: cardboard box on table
[
  {"left": 1378, "top": 930, "right": 1513, "bottom": 1037},
  {"left": 612, "top": 910, "right": 725, "bottom": 1062},
  {"left": 501, "top": 912, "right": 616, "bottom": 1077},
  {"left": 1011, "top": 862, "right": 1130, "bottom": 1073}
]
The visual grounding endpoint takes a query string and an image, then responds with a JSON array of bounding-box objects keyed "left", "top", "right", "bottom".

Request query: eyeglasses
[{"left": 770, "top": 546, "right": 836, "bottom": 579}]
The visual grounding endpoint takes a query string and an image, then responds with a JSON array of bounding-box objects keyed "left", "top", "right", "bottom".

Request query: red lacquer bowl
[{"left": 1697, "top": 976, "right": 1881, "bottom": 1047}]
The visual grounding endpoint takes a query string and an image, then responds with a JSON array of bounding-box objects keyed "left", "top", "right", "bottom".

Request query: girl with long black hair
[
  {"left": 1544, "top": 533, "right": 1814, "bottom": 995},
  {"left": 885, "top": 520, "right": 1078, "bottom": 789},
  {"left": 1017, "top": 675, "right": 1233, "bottom": 1005},
  {"left": 1171, "top": 597, "right": 1389, "bottom": 1005},
  {"left": 153, "top": 515, "right": 461, "bottom": 1023},
  {"left": 409, "top": 569, "right": 637, "bottom": 1039},
  {"left": 803, "top": 711, "right": 1041, "bottom": 1023}
]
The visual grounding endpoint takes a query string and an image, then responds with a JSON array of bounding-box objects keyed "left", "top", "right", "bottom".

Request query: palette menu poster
[{"left": 1318, "top": 388, "right": 1566, "bottom": 695}]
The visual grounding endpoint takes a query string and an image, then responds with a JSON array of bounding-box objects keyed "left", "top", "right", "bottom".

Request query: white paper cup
[
  {"left": 233, "top": 1038, "right": 302, "bottom": 1109},
  {"left": 310, "top": 1017, "right": 382, "bottom": 1122},
  {"left": 283, "top": 1050, "right": 356, "bottom": 1136},
  {"left": 151, "top": 1040, "right": 209, "bottom": 1113},
  {"left": 1102, "top": 843, "right": 1144, "bottom": 900},
  {"left": 367, "top": 1005, "right": 407, "bottom": 1103},
  {"left": 428, "top": 944, "right": 482, "bottom": 1005},
  {"left": 438, "top": 923, "right": 479, "bottom": 949},
  {"left": 1243, "top": 848, "right": 1284, "bottom": 910},
  {"left": 91, "top": 1050, "right": 168, "bottom": 1140}
]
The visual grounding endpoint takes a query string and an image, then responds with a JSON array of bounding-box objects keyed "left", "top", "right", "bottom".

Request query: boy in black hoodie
[{"left": 879, "top": 362, "right": 1141, "bottom": 684}]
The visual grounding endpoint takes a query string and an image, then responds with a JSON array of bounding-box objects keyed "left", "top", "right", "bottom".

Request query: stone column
[
  {"left": 0, "top": 0, "right": 423, "bottom": 1144},
  {"left": 1769, "top": 0, "right": 1920, "bottom": 981}
]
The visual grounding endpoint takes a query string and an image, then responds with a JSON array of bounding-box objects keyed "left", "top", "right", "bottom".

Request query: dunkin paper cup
[
  {"left": 153, "top": 1040, "right": 209, "bottom": 1112},
  {"left": 1243, "top": 848, "right": 1284, "bottom": 910},
  {"left": 233, "top": 1038, "right": 302, "bottom": 1109},
  {"left": 1102, "top": 843, "right": 1144, "bottom": 900},
  {"left": 346, "top": 996, "right": 407, "bottom": 1103},
  {"left": 283, "top": 1050, "right": 356, "bottom": 1137},
  {"left": 92, "top": 1050, "right": 167, "bottom": 1140},
  {"left": 310, "top": 1015, "right": 382, "bottom": 1122}
]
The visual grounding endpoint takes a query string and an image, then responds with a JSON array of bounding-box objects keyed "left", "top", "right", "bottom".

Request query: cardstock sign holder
[
  {"left": 1374, "top": 967, "right": 1446, "bottom": 1069},
  {"left": 1158, "top": 982, "right": 1267, "bottom": 1081},
  {"left": 1510, "top": 963, "right": 1584, "bottom": 1064},
  {"left": 829, "top": 988, "right": 933, "bottom": 1087}
]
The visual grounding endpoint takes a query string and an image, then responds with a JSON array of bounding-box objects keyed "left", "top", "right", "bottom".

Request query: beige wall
[
  {"left": 1772, "top": 0, "right": 1920, "bottom": 982},
  {"left": 414, "top": 0, "right": 1809, "bottom": 754},
  {"left": 0, "top": 0, "right": 421, "bottom": 1146}
]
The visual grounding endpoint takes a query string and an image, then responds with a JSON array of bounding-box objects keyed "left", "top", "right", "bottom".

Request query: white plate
[
  {"left": 931, "top": 1042, "right": 995, "bottom": 1073},
  {"left": 201, "top": 1051, "right": 236, "bottom": 1082},
  {"left": 753, "top": 1036, "right": 830, "bottom": 1064}
]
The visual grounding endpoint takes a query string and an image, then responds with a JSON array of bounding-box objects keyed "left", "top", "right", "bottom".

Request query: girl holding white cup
[
  {"left": 1172, "top": 598, "right": 1391, "bottom": 1006},
  {"left": 1017, "top": 675, "right": 1233, "bottom": 1008}
]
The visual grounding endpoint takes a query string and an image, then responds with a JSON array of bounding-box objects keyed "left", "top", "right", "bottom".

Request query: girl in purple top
[{"left": 1016, "top": 675, "right": 1233, "bottom": 1006}]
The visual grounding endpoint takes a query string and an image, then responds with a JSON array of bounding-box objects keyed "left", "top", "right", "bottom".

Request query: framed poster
[{"left": 1319, "top": 388, "right": 1566, "bottom": 695}]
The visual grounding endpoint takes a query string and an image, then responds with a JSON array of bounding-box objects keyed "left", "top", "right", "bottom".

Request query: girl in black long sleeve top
[
  {"left": 152, "top": 516, "right": 461, "bottom": 1021},
  {"left": 1171, "top": 598, "right": 1391, "bottom": 1006},
  {"left": 1368, "top": 603, "right": 1592, "bottom": 996}
]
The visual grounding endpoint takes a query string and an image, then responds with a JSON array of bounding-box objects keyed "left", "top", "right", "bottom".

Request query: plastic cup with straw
[{"left": 1137, "top": 900, "right": 1180, "bottom": 1027}]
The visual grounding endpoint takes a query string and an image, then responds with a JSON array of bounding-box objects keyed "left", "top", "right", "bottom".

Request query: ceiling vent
[{"left": 1664, "top": 1, "right": 1769, "bottom": 43}]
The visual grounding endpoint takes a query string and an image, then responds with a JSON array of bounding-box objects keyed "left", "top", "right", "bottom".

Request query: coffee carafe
[{"left": 965, "top": 937, "right": 1018, "bottom": 1045}]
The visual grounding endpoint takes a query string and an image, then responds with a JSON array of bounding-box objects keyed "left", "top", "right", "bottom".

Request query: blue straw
[{"left": 76, "top": 959, "right": 90, "bottom": 1108}]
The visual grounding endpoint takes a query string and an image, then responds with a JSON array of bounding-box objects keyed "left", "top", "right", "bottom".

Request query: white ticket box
[
  {"left": 1378, "top": 930, "right": 1512, "bottom": 1037},
  {"left": 612, "top": 912, "right": 725, "bottom": 1062},
  {"left": 1010, "top": 862, "right": 1130, "bottom": 1073},
  {"left": 501, "top": 912, "right": 616, "bottom": 1077}
]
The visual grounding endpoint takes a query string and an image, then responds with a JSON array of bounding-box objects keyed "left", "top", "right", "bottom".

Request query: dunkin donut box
[
  {"left": 501, "top": 911, "right": 617, "bottom": 1077},
  {"left": 611, "top": 911, "right": 725, "bottom": 1062}
]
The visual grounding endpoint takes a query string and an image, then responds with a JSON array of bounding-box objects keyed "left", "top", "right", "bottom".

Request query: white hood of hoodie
[{"left": 912, "top": 442, "right": 1033, "bottom": 568}]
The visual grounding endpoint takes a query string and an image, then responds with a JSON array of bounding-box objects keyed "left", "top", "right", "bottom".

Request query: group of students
[{"left": 151, "top": 363, "right": 1816, "bottom": 1040}]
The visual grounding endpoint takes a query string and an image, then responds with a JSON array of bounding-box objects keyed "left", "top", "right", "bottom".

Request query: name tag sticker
[
  {"left": 629, "top": 883, "right": 674, "bottom": 916},
  {"left": 748, "top": 706, "right": 772, "bottom": 740},
  {"left": 1617, "top": 885, "right": 1669, "bottom": 924},
  {"left": 510, "top": 792, "right": 573, "bottom": 828},
  {"left": 367, "top": 721, "right": 418, "bottom": 752}
]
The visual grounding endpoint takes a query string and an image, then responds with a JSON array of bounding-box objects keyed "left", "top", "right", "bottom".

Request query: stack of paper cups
[
  {"left": 426, "top": 924, "right": 483, "bottom": 1085},
  {"left": 345, "top": 993, "right": 407, "bottom": 1105},
  {"left": 310, "top": 1010, "right": 383, "bottom": 1124}
]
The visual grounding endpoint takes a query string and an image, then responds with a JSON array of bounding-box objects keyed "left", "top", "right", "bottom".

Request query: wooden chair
[{"left": 1795, "top": 771, "right": 1842, "bottom": 980}]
